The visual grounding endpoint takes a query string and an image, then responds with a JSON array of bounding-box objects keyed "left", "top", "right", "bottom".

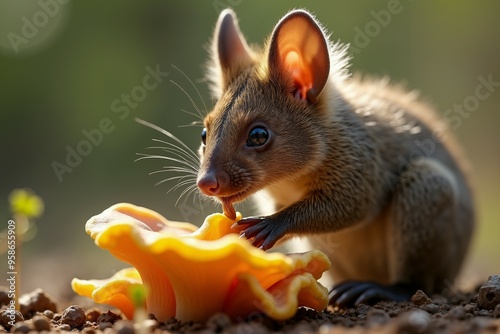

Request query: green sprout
[
  {"left": 9, "top": 188, "right": 44, "bottom": 220},
  {"left": 1, "top": 188, "right": 44, "bottom": 311},
  {"left": 129, "top": 284, "right": 148, "bottom": 309},
  {"left": 128, "top": 284, "right": 149, "bottom": 334}
]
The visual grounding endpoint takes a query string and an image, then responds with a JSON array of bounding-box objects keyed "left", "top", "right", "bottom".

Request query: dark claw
[
  {"left": 329, "top": 281, "right": 416, "bottom": 308},
  {"left": 235, "top": 216, "right": 284, "bottom": 250},
  {"left": 252, "top": 224, "right": 276, "bottom": 249},
  {"left": 236, "top": 216, "right": 266, "bottom": 229},
  {"left": 240, "top": 220, "right": 268, "bottom": 239},
  {"left": 329, "top": 281, "right": 374, "bottom": 307}
]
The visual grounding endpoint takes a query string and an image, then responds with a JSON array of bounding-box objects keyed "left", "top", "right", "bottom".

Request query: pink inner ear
[{"left": 284, "top": 51, "right": 312, "bottom": 100}]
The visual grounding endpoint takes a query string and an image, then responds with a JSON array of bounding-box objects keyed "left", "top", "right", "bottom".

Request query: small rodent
[{"left": 196, "top": 9, "right": 475, "bottom": 306}]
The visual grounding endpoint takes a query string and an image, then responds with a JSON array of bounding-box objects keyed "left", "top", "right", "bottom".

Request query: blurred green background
[{"left": 1, "top": 1, "right": 499, "bottom": 301}]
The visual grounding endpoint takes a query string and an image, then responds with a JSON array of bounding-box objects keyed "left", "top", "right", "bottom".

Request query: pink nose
[{"left": 197, "top": 171, "right": 229, "bottom": 196}]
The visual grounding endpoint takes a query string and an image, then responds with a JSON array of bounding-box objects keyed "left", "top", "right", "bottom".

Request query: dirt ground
[{"left": 1, "top": 276, "right": 499, "bottom": 334}]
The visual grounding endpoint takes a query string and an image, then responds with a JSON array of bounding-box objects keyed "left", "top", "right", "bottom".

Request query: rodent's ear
[
  {"left": 209, "top": 9, "right": 254, "bottom": 97},
  {"left": 268, "top": 10, "right": 330, "bottom": 103}
]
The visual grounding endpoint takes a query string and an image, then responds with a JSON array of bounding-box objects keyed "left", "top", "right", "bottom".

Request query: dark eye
[
  {"left": 246, "top": 127, "right": 269, "bottom": 147},
  {"left": 201, "top": 128, "right": 207, "bottom": 145}
]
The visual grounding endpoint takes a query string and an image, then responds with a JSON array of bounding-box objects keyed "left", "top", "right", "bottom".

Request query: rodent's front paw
[{"left": 234, "top": 216, "right": 285, "bottom": 250}]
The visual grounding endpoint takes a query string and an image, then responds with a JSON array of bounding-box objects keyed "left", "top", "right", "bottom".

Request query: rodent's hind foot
[{"left": 329, "top": 280, "right": 416, "bottom": 308}]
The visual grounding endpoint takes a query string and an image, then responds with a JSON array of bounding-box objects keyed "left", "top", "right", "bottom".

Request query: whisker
[
  {"left": 136, "top": 117, "right": 205, "bottom": 208},
  {"left": 171, "top": 64, "right": 208, "bottom": 115},
  {"left": 170, "top": 79, "right": 204, "bottom": 121},
  {"left": 144, "top": 144, "right": 195, "bottom": 160},
  {"left": 136, "top": 153, "right": 197, "bottom": 171},
  {"left": 135, "top": 118, "right": 198, "bottom": 163},
  {"left": 148, "top": 139, "right": 199, "bottom": 166},
  {"left": 168, "top": 179, "right": 197, "bottom": 194},
  {"left": 155, "top": 175, "right": 195, "bottom": 185},
  {"left": 135, "top": 118, "right": 199, "bottom": 161},
  {"left": 190, "top": 186, "right": 203, "bottom": 206},
  {"left": 136, "top": 152, "right": 195, "bottom": 167},
  {"left": 161, "top": 165, "right": 196, "bottom": 172},
  {"left": 179, "top": 108, "right": 202, "bottom": 120},
  {"left": 178, "top": 121, "right": 204, "bottom": 128},
  {"left": 143, "top": 146, "right": 199, "bottom": 170},
  {"left": 149, "top": 168, "right": 197, "bottom": 176},
  {"left": 176, "top": 184, "right": 199, "bottom": 206}
]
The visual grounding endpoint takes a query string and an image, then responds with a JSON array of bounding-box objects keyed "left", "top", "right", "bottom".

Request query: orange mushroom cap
[{"left": 72, "top": 203, "right": 330, "bottom": 322}]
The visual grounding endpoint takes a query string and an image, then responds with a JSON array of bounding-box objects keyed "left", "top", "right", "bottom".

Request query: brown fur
[{"left": 198, "top": 9, "right": 475, "bottom": 295}]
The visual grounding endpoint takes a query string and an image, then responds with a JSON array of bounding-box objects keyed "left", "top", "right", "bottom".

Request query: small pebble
[
  {"left": 114, "top": 320, "right": 135, "bottom": 334},
  {"left": 0, "top": 288, "right": 10, "bottom": 306},
  {"left": 97, "top": 310, "right": 122, "bottom": 324},
  {"left": 464, "top": 303, "right": 476, "bottom": 313},
  {"left": 32, "top": 315, "right": 51, "bottom": 331},
  {"left": 163, "top": 317, "right": 181, "bottom": 331},
  {"left": 388, "top": 307, "right": 402, "bottom": 317},
  {"left": 83, "top": 328, "right": 96, "bottom": 334},
  {"left": 206, "top": 312, "right": 232, "bottom": 331},
  {"left": 53, "top": 313, "right": 62, "bottom": 321},
  {"left": 10, "top": 322, "right": 32, "bottom": 334},
  {"left": 396, "top": 310, "right": 431, "bottom": 334},
  {"left": 19, "top": 289, "right": 57, "bottom": 317},
  {"left": 478, "top": 309, "right": 491, "bottom": 317},
  {"left": 477, "top": 275, "right": 500, "bottom": 310},
  {"left": 366, "top": 308, "right": 390, "bottom": 326},
  {"left": 85, "top": 309, "right": 101, "bottom": 323},
  {"left": 43, "top": 309, "right": 54, "bottom": 319},
  {"left": 356, "top": 304, "right": 371, "bottom": 315},
  {"left": 411, "top": 290, "right": 432, "bottom": 305},
  {"left": 0, "top": 309, "right": 23, "bottom": 330},
  {"left": 59, "top": 323, "right": 71, "bottom": 331},
  {"left": 446, "top": 306, "right": 466, "bottom": 320},
  {"left": 61, "top": 305, "right": 86, "bottom": 328},
  {"left": 494, "top": 304, "right": 500, "bottom": 318},
  {"left": 439, "top": 304, "right": 451, "bottom": 312},
  {"left": 419, "top": 303, "right": 440, "bottom": 314}
]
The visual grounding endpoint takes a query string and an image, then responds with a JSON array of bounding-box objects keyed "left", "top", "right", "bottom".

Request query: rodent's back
[{"left": 335, "top": 75, "right": 475, "bottom": 217}]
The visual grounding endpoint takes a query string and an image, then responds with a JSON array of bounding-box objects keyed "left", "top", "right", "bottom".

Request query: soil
[{"left": 1, "top": 276, "right": 500, "bottom": 334}]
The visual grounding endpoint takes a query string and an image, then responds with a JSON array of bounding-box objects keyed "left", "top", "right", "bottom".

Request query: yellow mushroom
[
  {"left": 72, "top": 267, "right": 142, "bottom": 319},
  {"left": 72, "top": 203, "right": 330, "bottom": 322}
]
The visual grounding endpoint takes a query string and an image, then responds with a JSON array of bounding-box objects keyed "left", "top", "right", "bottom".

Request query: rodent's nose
[{"left": 197, "top": 170, "right": 230, "bottom": 196}]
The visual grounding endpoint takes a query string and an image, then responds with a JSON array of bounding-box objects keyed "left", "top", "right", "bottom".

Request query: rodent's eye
[
  {"left": 201, "top": 128, "right": 207, "bottom": 145},
  {"left": 246, "top": 127, "right": 269, "bottom": 147}
]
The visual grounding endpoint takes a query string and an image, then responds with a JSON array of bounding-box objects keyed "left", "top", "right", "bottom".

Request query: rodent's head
[{"left": 197, "top": 9, "right": 335, "bottom": 217}]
